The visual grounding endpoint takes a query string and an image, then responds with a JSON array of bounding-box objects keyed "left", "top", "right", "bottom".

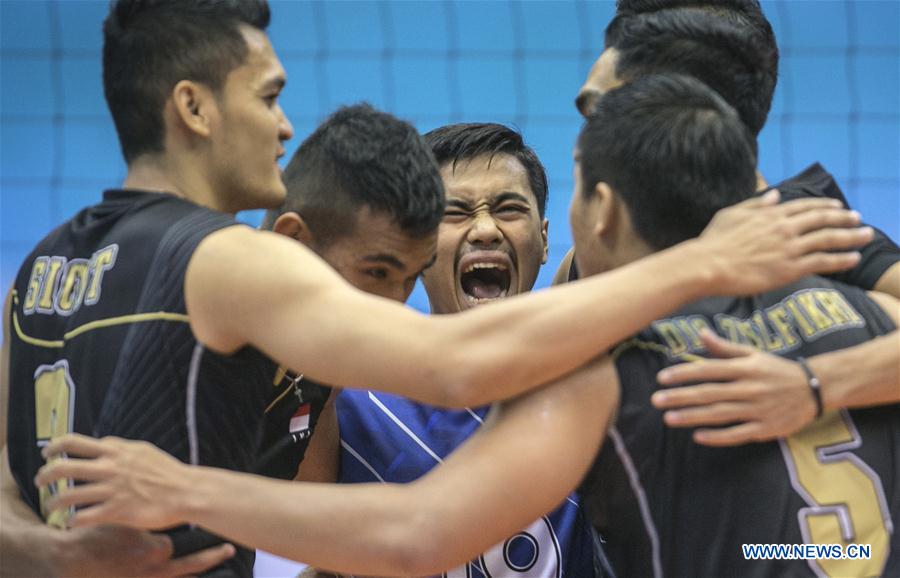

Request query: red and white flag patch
[{"left": 290, "top": 403, "right": 311, "bottom": 434}]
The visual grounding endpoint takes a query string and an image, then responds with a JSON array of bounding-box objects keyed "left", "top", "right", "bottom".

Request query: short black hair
[
  {"left": 264, "top": 104, "right": 445, "bottom": 245},
  {"left": 605, "top": 4, "right": 778, "bottom": 136},
  {"left": 103, "top": 0, "right": 271, "bottom": 164},
  {"left": 579, "top": 73, "right": 758, "bottom": 250},
  {"left": 613, "top": 0, "right": 777, "bottom": 57},
  {"left": 424, "top": 123, "right": 549, "bottom": 218}
]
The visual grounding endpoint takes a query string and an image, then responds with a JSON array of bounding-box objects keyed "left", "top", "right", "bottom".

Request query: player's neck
[
  {"left": 122, "top": 155, "right": 234, "bottom": 214},
  {"left": 755, "top": 169, "right": 769, "bottom": 192}
]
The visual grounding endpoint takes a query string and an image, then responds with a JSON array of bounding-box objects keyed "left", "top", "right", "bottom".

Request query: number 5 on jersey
[
  {"left": 781, "top": 410, "right": 892, "bottom": 577},
  {"left": 34, "top": 360, "right": 76, "bottom": 528}
]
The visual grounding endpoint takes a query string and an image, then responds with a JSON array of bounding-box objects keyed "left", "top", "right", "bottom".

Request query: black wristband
[{"left": 797, "top": 356, "right": 824, "bottom": 418}]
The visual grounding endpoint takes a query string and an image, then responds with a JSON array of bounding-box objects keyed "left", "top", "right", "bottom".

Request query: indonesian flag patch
[{"left": 290, "top": 403, "right": 311, "bottom": 434}]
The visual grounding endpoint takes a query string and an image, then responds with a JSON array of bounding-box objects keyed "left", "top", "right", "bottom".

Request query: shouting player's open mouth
[{"left": 457, "top": 251, "right": 516, "bottom": 308}]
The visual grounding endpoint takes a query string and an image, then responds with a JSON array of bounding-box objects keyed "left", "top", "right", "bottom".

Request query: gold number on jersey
[
  {"left": 781, "top": 410, "right": 892, "bottom": 577},
  {"left": 34, "top": 360, "right": 76, "bottom": 528}
]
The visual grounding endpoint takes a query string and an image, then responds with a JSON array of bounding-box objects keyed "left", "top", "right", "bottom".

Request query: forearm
[
  {"left": 176, "top": 359, "right": 617, "bottom": 575},
  {"left": 0, "top": 496, "right": 62, "bottom": 578},
  {"left": 180, "top": 468, "right": 426, "bottom": 575},
  {"left": 815, "top": 331, "right": 900, "bottom": 411},
  {"left": 1, "top": 449, "right": 65, "bottom": 577},
  {"left": 257, "top": 239, "right": 710, "bottom": 408},
  {"left": 438, "top": 241, "right": 712, "bottom": 404}
]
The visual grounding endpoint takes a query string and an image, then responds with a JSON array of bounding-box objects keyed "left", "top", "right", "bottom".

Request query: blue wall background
[{"left": 2, "top": 0, "right": 898, "bottom": 313}]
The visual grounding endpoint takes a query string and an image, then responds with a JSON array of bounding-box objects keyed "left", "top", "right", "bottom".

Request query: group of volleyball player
[{"left": 2, "top": 1, "right": 898, "bottom": 577}]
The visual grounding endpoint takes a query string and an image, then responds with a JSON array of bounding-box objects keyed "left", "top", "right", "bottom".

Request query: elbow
[
  {"left": 379, "top": 510, "right": 460, "bottom": 576},
  {"left": 429, "top": 362, "right": 485, "bottom": 409},
  {"left": 424, "top": 320, "right": 505, "bottom": 408}
]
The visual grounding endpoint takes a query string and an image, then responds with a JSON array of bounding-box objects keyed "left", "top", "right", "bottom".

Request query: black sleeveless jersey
[
  {"left": 580, "top": 276, "right": 898, "bottom": 578},
  {"left": 6, "top": 190, "right": 287, "bottom": 577}
]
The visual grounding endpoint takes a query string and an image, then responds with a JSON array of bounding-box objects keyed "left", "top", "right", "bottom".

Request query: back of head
[
  {"left": 605, "top": 2, "right": 777, "bottom": 136},
  {"left": 424, "top": 123, "right": 549, "bottom": 218},
  {"left": 266, "top": 103, "right": 445, "bottom": 244},
  {"left": 579, "top": 73, "right": 758, "bottom": 250},
  {"left": 613, "top": 0, "right": 776, "bottom": 54},
  {"left": 103, "top": 0, "right": 271, "bottom": 164}
]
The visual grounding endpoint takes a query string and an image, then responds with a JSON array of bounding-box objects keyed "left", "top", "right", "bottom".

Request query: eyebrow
[
  {"left": 492, "top": 191, "right": 532, "bottom": 206},
  {"left": 446, "top": 191, "right": 532, "bottom": 210},
  {"left": 362, "top": 252, "right": 438, "bottom": 276},
  {"left": 446, "top": 198, "right": 473, "bottom": 210},
  {"left": 361, "top": 253, "right": 406, "bottom": 270}
]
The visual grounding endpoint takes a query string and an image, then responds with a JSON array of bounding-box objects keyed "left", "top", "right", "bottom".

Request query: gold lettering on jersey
[
  {"left": 785, "top": 299, "right": 817, "bottom": 338},
  {"left": 689, "top": 316, "right": 713, "bottom": 338},
  {"left": 796, "top": 291, "right": 834, "bottom": 332},
  {"left": 815, "top": 290, "right": 863, "bottom": 326},
  {"left": 675, "top": 318, "right": 703, "bottom": 349},
  {"left": 751, "top": 311, "right": 784, "bottom": 351},
  {"left": 55, "top": 260, "right": 90, "bottom": 316},
  {"left": 36, "top": 257, "right": 66, "bottom": 313},
  {"left": 84, "top": 245, "right": 118, "bottom": 305},
  {"left": 656, "top": 289, "right": 867, "bottom": 357},
  {"left": 650, "top": 321, "right": 689, "bottom": 356},
  {"left": 23, "top": 258, "right": 48, "bottom": 314},
  {"left": 20, "top": 244, "right": 118, "bottom": 317},
  {"left": 735, "top": 318, "right": 765, "bottom": 349},
  {"left": 766, "top": 305, "right": 800, "bottom": 348},
  {"left": 714, "top": 316, "right": 741, "bottom": 343}
]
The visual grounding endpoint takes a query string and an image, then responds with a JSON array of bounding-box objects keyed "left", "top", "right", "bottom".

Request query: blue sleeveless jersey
[{"left": 337, "top": 390, "right": 599, "bottom": 578}]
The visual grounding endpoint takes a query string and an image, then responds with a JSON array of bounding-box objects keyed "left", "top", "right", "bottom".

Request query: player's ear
[
  {"left": 170, "top": 80, "right": 216, "bottom": 138},
  {"left": 592, "top": 182, "right": 617, "bottom": 240},
  {"left": 272, "top": 211, "right": 316, "bottom": 246},
  {"left": 541, "top": 218, "right": 549, "bottom": 264}
]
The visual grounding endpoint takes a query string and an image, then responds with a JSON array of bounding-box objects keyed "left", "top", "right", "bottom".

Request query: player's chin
[{"left": 260, "top": 181, "right": 287, "bottom": 209}]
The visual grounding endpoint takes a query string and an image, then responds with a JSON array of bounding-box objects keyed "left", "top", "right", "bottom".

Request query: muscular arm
[
  {"left": 815, "top": 331, "right": 900, "bottom": 411},
  {"left": 818, "top": 290, "right": 899, "bottom": 411},
  {"left": 188, "top": 195, "right": 866, "bottom": 407},
  {"left": 39, "top": 356, "right": 620, "bottom": 576}
]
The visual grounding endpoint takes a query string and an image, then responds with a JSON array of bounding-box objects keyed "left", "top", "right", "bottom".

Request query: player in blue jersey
[{"left": 336, "top": 123, "right": 601, "bottom": 578}]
